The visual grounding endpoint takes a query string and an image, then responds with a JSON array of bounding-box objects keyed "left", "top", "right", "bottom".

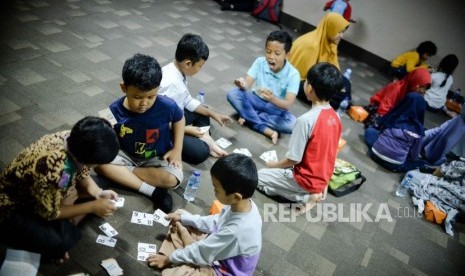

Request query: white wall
[{"left": 284, "top": 0, "right": 465, "bottom": 91}]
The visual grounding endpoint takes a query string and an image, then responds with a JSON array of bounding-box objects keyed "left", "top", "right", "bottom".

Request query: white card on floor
[
  {"left": 99, "top": 222, "right": 118, "bottom": 237},
  {"left": 199, "top": 126, "right": 210, "bottom": 134},
  {"left": 110, "top": 197, "right": 125, "bottom": 207},
  {"left": 96, "top": 234, "right": 117, "bottom": 247},
  {"left": 137, "top": 251, "right": 152, "bottom": 262},
  {"left": 260, "top": 150, "right": 278, "bottom": 162},
  {"left": 215, "top": 137, "right": 232, "bottom": 149},
  {"left": 138, "top": 242, "right": 157, "bottom": 254},
  {"left": 153, "top": 209, "right": 170, "bottom": 227},
  {"left": 131, "top": 211, "right": 154, "bottom": 226},
  {"left": 233, "top": 148, "right": 252, "bottom": 157},
  {"left": 98, "top": 108, "right": 117, "bottom": 126}
]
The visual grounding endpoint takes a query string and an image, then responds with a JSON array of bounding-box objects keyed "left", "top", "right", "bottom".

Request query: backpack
[
  {"left": 328, "top": 159, "right": 366, "bottom": 197},
  {"left": 252, "top": 0, "right": 283, "bottom": 25}
]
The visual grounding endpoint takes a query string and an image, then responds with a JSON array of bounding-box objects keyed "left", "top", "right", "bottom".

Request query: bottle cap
[
  {"left": 194, "top": 170, "right": 201, "bottom": 176},
  {"left": 199, "top": 91, "right": 205, "bottom": 95}
]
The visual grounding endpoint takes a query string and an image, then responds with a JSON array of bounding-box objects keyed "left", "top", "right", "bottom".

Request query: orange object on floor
[
  {"left": 209, "top": 200, "right": 224, "bottom": 215},
  {"left": 348, "top": 105, "right": 369, "bottom": 122},
  {"left": 338, "top": 138, "right": 346, "bottom": 153},
  {"left": 445, "top": 99, "right": 462, "bottom": 114},
  {"left": 424, "top": 200, "right": 446, "bottom": 224}
]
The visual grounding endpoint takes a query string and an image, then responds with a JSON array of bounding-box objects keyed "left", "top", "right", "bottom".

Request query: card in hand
[
  {"left": 153, "top": 209, "right": 170, "bottom": 227},
  {"left": 216, "top": 137, "right": 232, "bottom": 149},
  {"left": 99, "top": 222, "right": 118, "bottom": 237},
  {"left": 110, "top": 197, "right": 125, "bottom": 207},
  {"left": 199, "top": 126, "right": 210, "bottom": 134},
  {"left": 260, "top": 150, "right": 278, "bottom": 162},
  {"left": 96, "top": 234, "right": 117, "bottom": 247},
  {"left": 98, "top": 108, "right": 117, "bottom": 126},
  {"left": 131, "top": 211, "right": 154, "bottom": 226},
  {"left": 137, "top": 251, "right": 152, "bottom": 262}
]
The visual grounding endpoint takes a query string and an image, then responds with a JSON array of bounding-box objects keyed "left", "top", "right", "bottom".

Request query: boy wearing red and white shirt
[{"left": 258, "top": 62, "right": 343, "bottom": 214}]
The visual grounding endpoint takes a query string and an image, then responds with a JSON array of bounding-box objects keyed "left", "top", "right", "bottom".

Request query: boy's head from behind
[
  {"left": 120, "top": 53, "right": 162, "bottom": 113},
  {"left": 210, "top": 154, "right": 258, "bottom": 203},
  {"left": 265, "top": 30, "right": 293, "bottom": 73},
  {"left": 67, "top": 116, "right": 119, "bottom": 165},
  {"left": 416, "top": 41, "right": 437, "bottom": 61},
  {"left": 304, "top": 62, "right": 343, "bottom": 102},
  {"left": 175, "top": 33, "right": 209, "bottom": 77}
]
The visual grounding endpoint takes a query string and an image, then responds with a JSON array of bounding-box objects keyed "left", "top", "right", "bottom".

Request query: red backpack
[{"left": 252, "top": 0, "right": 283, "bottom": 25}]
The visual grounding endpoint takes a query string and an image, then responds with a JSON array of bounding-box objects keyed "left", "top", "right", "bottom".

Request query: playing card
[
  {"left": 137, "top": 251, "right": 152, "bottom": 262},
  {"left": 131, "top": 211, "right": 154, "bottom": 226},
  {"left": 215, "top": 137, "right": 232, "bottom": 149},
  {"left": 138, "top": 242, "right": 157, "bottom": 254},
  {"left": 98, "top": 108, "right": 117, "bottom": 126},
  {"left": 199, "top": 126, "right": 210, "bottom": 134},
  {"left": 101, "top": 258, "right": 123, "bottom": 276},
  {"left": 153, "top": 209, "right": 170, "bottom": 227},
  {"left": 233, "top": 148, "right": 252, "bottom": 157},
  {"left": 110, "top": 197, "right": 125, "bottom": 207},
  {"left": 99, "top": 222, "right": 118, "bottom": 237},
  {"left": 260, "top": 150, "right": 278, "bottom": 162},
  {"left": 96, "top": 234, "right": 117, "bottom": 247}
]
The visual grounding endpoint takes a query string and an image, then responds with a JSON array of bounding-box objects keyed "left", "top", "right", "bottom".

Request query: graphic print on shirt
[
  {"left": 135, "top": 129, "right": 159, "bottom": 159},
  {"left": 119, "top": 124, "right": 133, "bottom": 138}
]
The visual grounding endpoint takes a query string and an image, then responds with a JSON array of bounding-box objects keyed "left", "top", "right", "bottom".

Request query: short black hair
[
  {"left": 67, "top": 116, "right": 119, "bottom": 164},
  {"left": 210, "top": 154, "right": 258, "bottom": 199},
  {"left": 306, "top": 62, "right": 344, "bottom": 101},
  {"left": 266, "top": 30, "right": 293, "bottom": 53},
  {"left": 417, "top": 41, "right": 437, "bottom": 56},
  {"left": 122, "top": 53, "right": 162, "bottom": 91},
  {"left": 175, "top": 33, "right": 209, "bottom": 64}
]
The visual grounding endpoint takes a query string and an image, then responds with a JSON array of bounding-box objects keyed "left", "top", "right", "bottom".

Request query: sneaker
[{"left": 151, "top": 189, "right": 173, "bottom": 213}]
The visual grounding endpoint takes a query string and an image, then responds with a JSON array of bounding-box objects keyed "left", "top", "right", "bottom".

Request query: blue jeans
[{"left": 227, "top": 88, "right": 296, "bottom": 134}]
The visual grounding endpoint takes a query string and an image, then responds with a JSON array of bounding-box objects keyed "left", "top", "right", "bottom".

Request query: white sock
[{"left": 138, "top": 182, "right": 155, "bottom": 196}]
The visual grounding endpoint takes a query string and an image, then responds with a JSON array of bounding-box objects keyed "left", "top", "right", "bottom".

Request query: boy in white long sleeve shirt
[{"left": 147, "top": 154, "right": 262, "bottom": 275}]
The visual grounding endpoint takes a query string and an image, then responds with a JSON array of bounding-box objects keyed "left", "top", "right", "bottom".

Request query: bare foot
[
  {"left": 270, "top": 131, "right": 278, "bottom": 144},
  {"left": 238, "top": 117, "right": 245, "bottom": 125},
  {"left": 294, "top": 193, "right": 323, "bottom": 215}
]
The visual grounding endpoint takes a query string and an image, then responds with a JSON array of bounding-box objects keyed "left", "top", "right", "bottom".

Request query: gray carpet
[{"left": 0, "top": 0, "right": 464, "bottom": 275}]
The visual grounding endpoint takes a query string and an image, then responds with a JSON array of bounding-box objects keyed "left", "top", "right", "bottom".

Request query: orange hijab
[
  {"left": 370, "top": 68, "right": 431, "bottom": 116},
  {"left": 289, "top": 12, "right": 349, "bottom": 80}
]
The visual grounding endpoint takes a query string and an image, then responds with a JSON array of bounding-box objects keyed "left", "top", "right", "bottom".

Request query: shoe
[{"left": 151, "top": 189, "right": 173, "bottom": 213}]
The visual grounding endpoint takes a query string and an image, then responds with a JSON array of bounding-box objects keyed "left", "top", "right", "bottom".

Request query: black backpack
[{"left": 252, "top": 0, "right": 283, "bottom": 25}]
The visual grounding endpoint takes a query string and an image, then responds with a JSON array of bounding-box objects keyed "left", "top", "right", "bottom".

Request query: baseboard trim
[{"left": 281, "top": 12, "right": 391, "bottom": 75}]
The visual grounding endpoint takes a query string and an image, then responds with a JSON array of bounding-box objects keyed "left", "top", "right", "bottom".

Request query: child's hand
[
  {"left": 92, "top": 198, "right": 117, "bottom": 218},
  {"left": 147, "top": 254, "right": 171, "bottom": 269},
  {"left": 266, "top": 160, "right": 279, "bottom": 168},
  {"left": 98, "top": 189, "right": 118, "bottom": 200},
  {"left": 260, "top": 89, "right": 274, "bottom": 102},
  {"left": 234, "top": 78, "right": 246, "bottom": 90},
  {"left": 185, "top": 125, "right": 203, "bottom": 137},
  {"left": 163, "top": 149, "right": 182, "bottom": 169},
  {"left": 175, "top": 222, "right": 196, "bottom": 246},
  {"left": 212, "top": 113, "right": 233, "bottom": 127},
  {"left": 165, "top": 212, "right": 182, "bottom": 224}
]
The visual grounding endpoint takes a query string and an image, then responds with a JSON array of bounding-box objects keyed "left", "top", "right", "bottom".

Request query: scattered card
[
  {"left": 131, "top": 211, "right": 153, "bottom": 226},
  {"left": 98, "top": 108, "right": 117, "bottom": 126},
  {"left": 199, "top": 126, "right": 210, "bottom": 134},
  {"left": 110, "top": 197, "right": 125, "bottom": 208},
  {"left": 153, "top": 209, "right": 170, "bottom": 227},
  {"left": 260, "top": 150, "right": 278, "bottom": 162},
  {"left": 215, "top": 137, "right": 232, "bottom": 149},
  {"left": 99, "top": 222, "right": 118, "bottom": 237},
  {"left": 233, "top": 148, "right": 252, "bottom": 157},
  {"left": 96, "top": 234, "right": 117, "bottom": 248},
  {"left": 101, "top": 258, "right": 123, "bottom": 276},
  {"left": 138, "top": 242, "right": 157, "bottom": 254}
]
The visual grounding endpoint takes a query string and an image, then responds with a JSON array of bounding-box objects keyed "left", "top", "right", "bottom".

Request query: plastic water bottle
[
  {"left": 344, "top": 68, "right": 352, "bottom": 80},
  {"left": 183, "top": 171, "right": 201, "bottom": 201},
  {"left": 396, "top": 173, "right": 412, "bottom": 197},
  {"left": 196, "top": 90, "right": 205, "bottom": 105},
  {"left": 338, "top": 97, "right": 349, "bottom": 116}
]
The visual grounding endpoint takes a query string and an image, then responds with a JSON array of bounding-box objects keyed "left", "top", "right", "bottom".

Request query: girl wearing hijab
[
  {"left": 289, "top": 12, "right": 349, "bottom": 105},
  {"left": 421, "top": 103, "right": 465, "bottom": 165},
  {"left": 364, "top": 93, "right": 428, "bottom": 172},
  {"left": 364, "top": 68, "right": 431, "bottom": 128}
]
